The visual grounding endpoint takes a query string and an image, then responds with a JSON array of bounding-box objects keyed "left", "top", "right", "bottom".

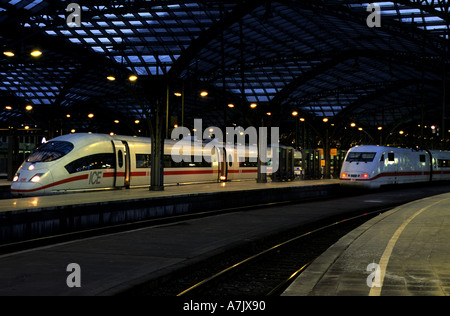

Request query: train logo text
[{"left": 89, "top": 171, "right": 103, "bottom": 185}]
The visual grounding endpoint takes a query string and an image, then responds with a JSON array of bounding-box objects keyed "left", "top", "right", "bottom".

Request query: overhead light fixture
[
  {"left": 107, "top": 75, "right": 116, "bottom": 81},
  {"left": 114, "top": 120, "right": 119, "bottom": 123},
  {"left": 292, "top": 111, "right": 298, "bottom": 116},
  {"left": 200, "top": 91, "right": 208, "bottom": 97},
  {"left": 71, "top": 129, "right": 76, "bottom": 133},
  {"left": 134, "top": 119, "right": 140, "bottom": 124},
  {"left": 323, "top": 118, "right": 329, "bottom": 123},
  {"left": 266, "top": 112, "right": 272, "bottom": 116},
  {"left": 300, "top": 118, "right": 305, "bottom": 122},
  {"left": 350, "top": 122, "right": 356, "bottom": 127},
  {"left": 228, "top": 103, "right": 234, "bottom": 108},
  {"left": 66, "top": 114, "right": 71, "bottom": 118},
  {"left": 88, "top": 113, "right": 94, "bottom": 118},
  {"left": 3, "top": 51, "right": 14, "bottom": 57},
  {"left": 250, "top": 103, "right": 257, "bottom": 109},
  {"left": 30, "top": 50, "right": 42, "bottom": 57},
  {"left": 25, "top": 105, "right": 33, "bottom": 111},
  {"left": 5, "top": 106, "right": 12, "bottom": 110},
  {"left": 174, "top": 92, "right": 182, "bottom": 97},
  {"left": 128, "top": 75, "right": 138, "bottom": 82}
]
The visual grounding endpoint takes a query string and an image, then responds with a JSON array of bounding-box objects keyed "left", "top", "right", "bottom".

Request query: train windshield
[
  {"left": 346, "top": 152, "right": 376, "bottom": 163},
  {"left": 27, "top": 141, "right": 74, "bottom": 163}
]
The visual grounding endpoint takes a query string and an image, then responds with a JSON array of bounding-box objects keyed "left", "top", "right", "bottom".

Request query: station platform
[
  {"left": 2, "top": 183, "right": 447, "bottom": 296},
  {"left": 0, "top": 179, "right": 338, "bottom": 212},
  {"left": 283, "top": 192, "right": 450, "bottom": 296},
  {"left": 0, "top": 179, "right": 339, "bottom": 245}
]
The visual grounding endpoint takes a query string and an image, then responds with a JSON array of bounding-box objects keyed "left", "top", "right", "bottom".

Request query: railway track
[
  {"left": 0, "top": 192, "right": 349, "bottom": 255},
  {"left": 122, "top": 207, "right": 391, "bottom": 296}
]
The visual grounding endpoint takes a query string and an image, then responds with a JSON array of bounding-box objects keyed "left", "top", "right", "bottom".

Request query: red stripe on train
[{"left": 11, "top": 169, "right": 258, "bottom": 193}]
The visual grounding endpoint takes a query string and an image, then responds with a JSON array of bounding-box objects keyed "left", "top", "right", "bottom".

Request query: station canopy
[{"left": 1, "top": 0, "right": 450, "bottom": 142}]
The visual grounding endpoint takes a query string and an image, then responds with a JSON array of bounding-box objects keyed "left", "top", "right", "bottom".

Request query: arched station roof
[{"left": 1, "top": 0, "right": 450, "bottom": 147}]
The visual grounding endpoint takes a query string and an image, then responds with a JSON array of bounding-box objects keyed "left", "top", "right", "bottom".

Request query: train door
[
  {"left": 387, "top": 151, "right": 397, "bottom": 184},
  {"left": 218, "top": 147, "right": 227, "bottom": 181},
  {"left": 112, "top": 140, "right": 131, "bottom": 188},
  {"left": 425, "top": 150, "right": 433, "bottom": 182}
]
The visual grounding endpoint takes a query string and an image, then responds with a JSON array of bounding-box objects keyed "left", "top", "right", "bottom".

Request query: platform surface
[
  {"left": 0, "top": 179, "right": 338, "bottom": 212},
  {"left": 283, "top": 192, "right": 450, "bottom": 296}
]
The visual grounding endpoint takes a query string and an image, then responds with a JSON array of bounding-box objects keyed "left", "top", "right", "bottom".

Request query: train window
[
  {"left": 27, "top": 141, "right": 74, "bottom": 163},
  {"left": 420, "top": 155, "right": 426, "bottom": 163},
  {"left": 136, "top": 154, "right": 151, "bottom": 168},
  {"left": 163, "top": 155, "right": 211, "bottom": 168},
  {"left": 380, "top": 154, "right": 384, "bottom": 162},
  {"left": 64, "top": 153, "right": 115, "bottom": 174},
  {"left": 118, "top": 150, "right": 123, "bottom": 168},
  {"left": 346, "top": 152, "right": 376, "bottom": 163},
  {"left": 229, "top": 155, "right": 233, "bottom": 167},
  {"left": 438, "top": 159, "right": 450, "bottom": 168},
  {"left": 388, "top": 153, "right": 395, "bottom": 162},
  {"left": 239, "top": 156, "right": 258, "bottom": 168}
]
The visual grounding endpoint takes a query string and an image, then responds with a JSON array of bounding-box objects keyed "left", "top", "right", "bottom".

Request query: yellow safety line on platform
[{"left": 369, "top": 197, "right": 450, "bottom": 296}]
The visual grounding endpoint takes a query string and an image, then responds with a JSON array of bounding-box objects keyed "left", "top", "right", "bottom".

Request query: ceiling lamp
[
  {"left": 3, "top": 51, "right": 14, "bottom": 57},
  {"left": 250, "top": 103, "right": 257, "bottom": 109},
  {"left": 25, "top": 105, "right": 33, "bottom": 111},
  {"left": 30, "top": 50, "right": 42, "bottom": 57},
  {"left": 88, "top": 113, "right": 94, "bottom": 118},
  {"left": 200, "top": 91, "right": 208, "bottom": 97},
  {"left": 228, "top": 103, "right": 234, "bottom": 108},
  {"left": 107, "top": 75, "right": 116, "bottom": 81},
  {"left": 128, "top": 75, "right": 138, "bottom": 82}
]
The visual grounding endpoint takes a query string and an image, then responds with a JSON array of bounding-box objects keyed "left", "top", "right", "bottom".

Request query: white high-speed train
[
  {"left": 11, "top": 133, "right": 278, "bottom": 197},
  {"left": 340, "top": 145, "right": 450, "bottom": 188}
]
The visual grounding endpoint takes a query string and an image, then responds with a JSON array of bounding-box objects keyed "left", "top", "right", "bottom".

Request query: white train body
[
  {"left": 11, "top": 133, "right": 273, "bottom": 197},
  {"left": 340, "top": 145, "right": 450, "bottom": 188}
]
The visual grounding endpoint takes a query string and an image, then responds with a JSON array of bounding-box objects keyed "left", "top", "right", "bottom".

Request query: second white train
[{"left": 340, "top": 145, "right": 450, "bottom": 188}]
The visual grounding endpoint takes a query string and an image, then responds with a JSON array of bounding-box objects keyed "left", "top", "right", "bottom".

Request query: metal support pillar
[
  {"left": 7, "top": 135, "right": 19, "bottom": 181},
  {"left": 150, "top": 99, "right": 165, "bottom": 191},
  {"left": 257, "top": 124, "right": 267, "bottom": 183}
]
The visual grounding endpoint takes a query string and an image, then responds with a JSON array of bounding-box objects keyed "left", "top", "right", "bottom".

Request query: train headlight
[
  {"left": 28, "top": 164, "right": 35, "bottom": 171},
  {"left": 13, "top": 174, "right": 19, "bottom": 182},
  {"left": 29, "top": 173, "right": 44, "bottom": 183}
]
